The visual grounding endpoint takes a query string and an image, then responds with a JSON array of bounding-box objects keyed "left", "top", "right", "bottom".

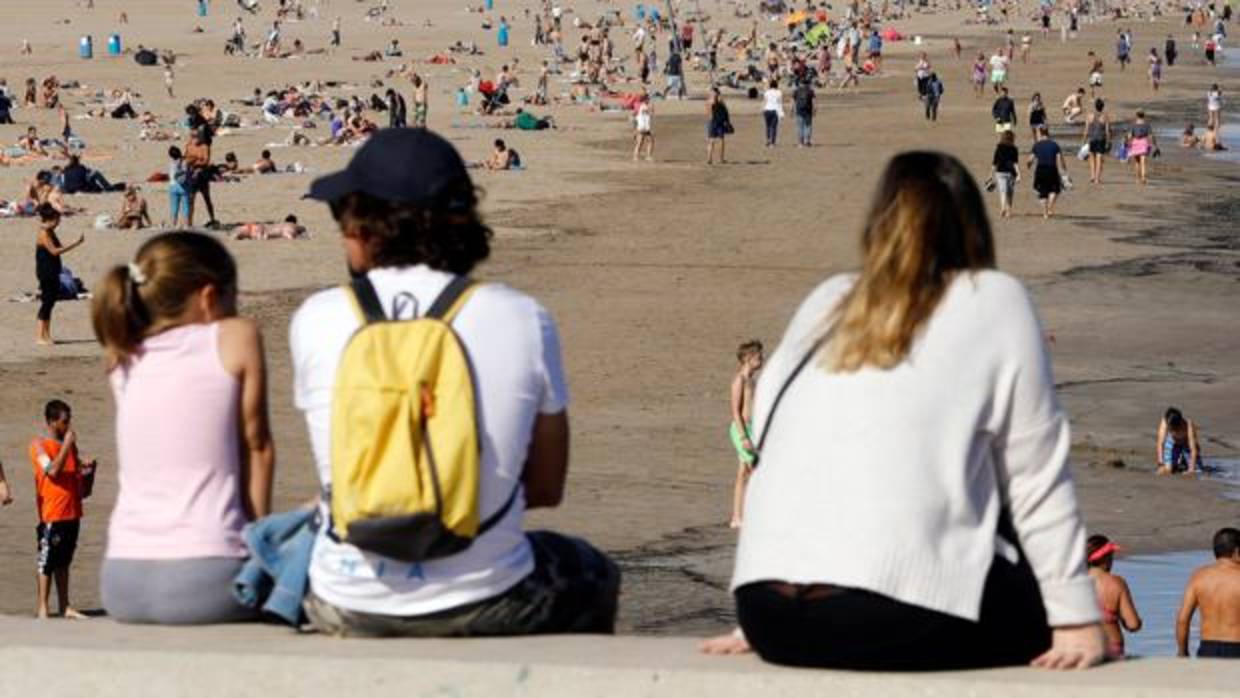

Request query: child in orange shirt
[{"left": 29, "top": 399, "right": 95, "bottom": 619}]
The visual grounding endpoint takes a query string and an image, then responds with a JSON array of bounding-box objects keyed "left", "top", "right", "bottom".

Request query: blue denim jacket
[{"left": 233, "top": 508, "right": 317, "bottom": 626}]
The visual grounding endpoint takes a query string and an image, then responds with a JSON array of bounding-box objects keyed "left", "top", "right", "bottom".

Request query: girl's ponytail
[
  {"left": 91, "top": 263, "right": 152, "bottom": 366},
  {"left": 91, "top": 231, "right": 235, "bottom": 368}
]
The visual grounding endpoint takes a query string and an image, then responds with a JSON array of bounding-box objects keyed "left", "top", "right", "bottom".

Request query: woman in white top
[
  {"left": 632, "top": 91, "right": 654, "bottom": 161},
  {"left": 708, "top": 152, "right": 1105, "bottom": 670},
  {"left": 762, "top": 80, "right": 783, "bottom": 147}
]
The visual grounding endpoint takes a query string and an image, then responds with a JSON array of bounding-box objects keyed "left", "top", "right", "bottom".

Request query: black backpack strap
[
  {"left": 425, "top": 276, "right": 475, "bottom": 320},
  {"left": 349, "top": 275, "right": 386, "bottom": 323},
  {"left": 478, "top": 484, "right": 520, "bottom": 535},
  {"left": 753, "top": 334, "right": 829, "bottom": 468}
]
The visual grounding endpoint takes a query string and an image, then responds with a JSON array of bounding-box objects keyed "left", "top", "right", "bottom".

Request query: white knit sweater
[{"left": 732, "top": 271, "right": 1100, "bottom": 626}]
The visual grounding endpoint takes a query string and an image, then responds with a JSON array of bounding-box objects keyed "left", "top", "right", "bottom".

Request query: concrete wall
[{"left": 1, "top": 617, "right": 1237, "bottom": 697}]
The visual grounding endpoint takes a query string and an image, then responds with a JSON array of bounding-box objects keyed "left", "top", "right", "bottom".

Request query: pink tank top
[{"left": 106, "top": 322, "right": 248, "bottom": 559}]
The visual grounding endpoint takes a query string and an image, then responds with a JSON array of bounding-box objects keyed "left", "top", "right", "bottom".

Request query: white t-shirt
[
  {"left": 732, "top": 271, "right": 1099, "bottom": 626},
  {"left": 763, "top": 88, "right": 783, "bottom": 113},
  {"left": 290, "top": 265, "right": 569, "bottom": 616},
  {"left": 989, "top": 54, "right": 1009, "bottom": 75},
  {"left": 1207, "top": 90, "right": 1221, "bottom": 112},
  {"left": 635, "top": 102, "right": 652, "bottom": 132}
]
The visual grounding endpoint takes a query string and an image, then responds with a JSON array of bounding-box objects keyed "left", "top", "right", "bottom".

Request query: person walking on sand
[
  {"left": 411, "top": 73, "right": 429, "bottom": 128},
  {"left": 1088, "top": 51, "right": 1104, "bottom": 98},
  {"left": 1086, "top": 535, "right": 1142, "bottom": 657},
  {"left": 991, "top": 86, "right": 1017, "bottom": 133},
  {"left": 971, "top": 53, "right": 987, "bottom": 98},
  {"left": 1177, "top": 528, "right": 1240, "bottom": 658},
  {"left": 1148, "top": 49, "right": 1163, "bottom": 94},
  {"left": 34, "top": 205, "right": 84, "bottom": 346},
  {"left": 632, "top": 90, "right": 653, "bottom": 161},
  {"left": 1127, "top": 110, "right": 1158, "bottom": 186},
  {"left": 793, "top": 79, "right": 816, "bottom": 147},
  {"left": 990, "top": 130, "right": 1020, "bottom": 219},
  {"left": 1165, "top": 35, "right": 1178, "bottom": 67},
  {"left": 1029, "top": 126, "right": 1068, "bottom": 219},
  {"left": 1083, "top": 99, "right": 1111, "bottom": 185},
  {"left": 1028, "top": 93, "right": 1047, "bottom": 140},
  {"left": 762, "top": 80, "right": 783, "bottom": 148},
  {"left": 706, "top": 87, "right": 731, "bottom": 165},
  {"left": 923, "top": 72, "right": 944, "bottom": 122},
  {"left": 0, "top": 459, "right": 13, "bottom": 506},
  {"left": 728, "top": 341, "right": 763, "bottom": 529}
]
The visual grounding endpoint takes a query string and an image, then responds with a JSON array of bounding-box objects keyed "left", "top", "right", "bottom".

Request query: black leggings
[
  {"left": 736, "top": 554, "right": 1051, "bottom": 671},
  {"left": 37, "top": 277, "right": 58, "bottom": 321}
]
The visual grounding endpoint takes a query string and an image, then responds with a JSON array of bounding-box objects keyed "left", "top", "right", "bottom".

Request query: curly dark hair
[{"left": 329, "top": 187, "right": 492, "bottom": 275}]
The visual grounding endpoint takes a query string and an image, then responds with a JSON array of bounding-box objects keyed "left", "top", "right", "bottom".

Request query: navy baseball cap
[{"left": 306, "top": 129, "right": 474, "bottom": 210}]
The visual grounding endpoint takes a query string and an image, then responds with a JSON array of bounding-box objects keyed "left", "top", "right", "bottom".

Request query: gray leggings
[{"left": 101, "top": 557, "right": 258, "bottom": 625}]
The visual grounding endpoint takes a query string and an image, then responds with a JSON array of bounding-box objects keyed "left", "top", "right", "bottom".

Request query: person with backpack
[{"left": 294, "top": 128, "right": 619, "bottom": 637}]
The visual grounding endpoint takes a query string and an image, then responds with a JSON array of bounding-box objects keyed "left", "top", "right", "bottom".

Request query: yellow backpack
[{"left": 329, "top": 275, "right": 514, "bottom": 562}]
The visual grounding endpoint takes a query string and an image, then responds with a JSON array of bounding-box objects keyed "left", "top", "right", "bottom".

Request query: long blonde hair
[
  {"left": 826, "top": 152, "right": 995, "bottom": 372},
  {"left": 92, "top": 231, "right": 237, "bottom": 366}
]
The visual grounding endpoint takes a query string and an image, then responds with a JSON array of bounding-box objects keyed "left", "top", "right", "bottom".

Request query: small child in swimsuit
[
  {"left": 1157, "top": 407, "right": 1202, "bottom": 475},
  {"left": 1086, "top": 535, "right": 1142, "bottom": 658},
  {"left": 729, "top": 340, "right": 763, "bottom": 529}
]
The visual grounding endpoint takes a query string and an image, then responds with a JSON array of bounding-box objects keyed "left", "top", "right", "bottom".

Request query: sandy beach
[{"left": 0, "top": 1, "right": 1236, "bottom": 635}]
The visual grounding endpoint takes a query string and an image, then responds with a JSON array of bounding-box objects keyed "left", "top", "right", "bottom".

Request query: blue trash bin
[
  {"left": 497, "top": 24, "right": 509, "bottom": 47},
  {"left": 79, "top": 35, "right": 93, "bottom": 59},
  {"left": 198, "top": 0, "right": 208, "bottom": 17},
  {"left": 107, "top": 34, "right": 122, "bottom": 56},
  {"left": 485, "top": 0, "right": 494, "bottom": 9}
]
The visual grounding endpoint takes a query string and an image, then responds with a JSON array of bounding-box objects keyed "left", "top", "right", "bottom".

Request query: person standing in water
[
  {"left": 1177, "top": 528, "right": 1240, "bottom": 659},
  {"left": 1086, "top": 535, "right": 1142, "bottom": 658}
]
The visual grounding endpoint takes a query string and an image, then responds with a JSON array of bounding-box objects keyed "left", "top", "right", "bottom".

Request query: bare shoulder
[{"left": 217, "top": 317, "right": 264, "bottom": 374}]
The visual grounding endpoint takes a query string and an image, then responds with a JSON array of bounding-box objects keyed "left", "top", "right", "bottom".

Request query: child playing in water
[
  {"left": 1086, "top": 535, "right": 1142, "bottom": 658},
  {"left": 729, "top": 340, "right": 763, "bottom": 529},
  {"left": 30, "top": 399, "right": 95, "bottom": 619},
  {"left": 1157, "top": 407, "right": 1202, "bottom": 474}
]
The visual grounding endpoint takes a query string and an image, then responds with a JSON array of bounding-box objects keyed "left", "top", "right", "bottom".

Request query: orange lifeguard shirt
[{"left": 29, "top": 437, "right": 82, "bottom": 523}]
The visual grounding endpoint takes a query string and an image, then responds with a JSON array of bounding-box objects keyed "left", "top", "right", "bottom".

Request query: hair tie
[
  {"left": 127, "top": 262, "right": 148, "bottom": 287},
  {"left": 1088, "top": 541, "right": 1120, "bottom": 563}
]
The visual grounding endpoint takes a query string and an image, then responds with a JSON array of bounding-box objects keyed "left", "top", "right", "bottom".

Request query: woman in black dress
[
  {"left": 34, "top": 204, "right": 84, "bottom": 345},
  {"left": 706, "top": 87, "right": 732, "bottom": 165}
]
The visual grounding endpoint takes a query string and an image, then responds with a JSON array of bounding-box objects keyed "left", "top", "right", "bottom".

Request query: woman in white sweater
[{"left": 713, "top": 152, "right": 1105, "bottom": 670}]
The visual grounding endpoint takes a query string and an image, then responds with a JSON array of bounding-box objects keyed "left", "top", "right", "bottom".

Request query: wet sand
[{"left": 0, "top": 2, "right": 1236, "bottom": 632}]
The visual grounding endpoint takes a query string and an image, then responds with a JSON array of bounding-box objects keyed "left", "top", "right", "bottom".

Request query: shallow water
[
  {"left": 1109, "top": 458, "right": 1238, "bottom": 657},
  {"left": 1113, "top": 550, "right": 1209, "bottom": 657}
]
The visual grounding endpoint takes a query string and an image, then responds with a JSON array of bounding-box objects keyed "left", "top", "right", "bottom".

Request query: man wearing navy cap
[{"left": 292, "top": 129, "right": 619, "bottom": 637}]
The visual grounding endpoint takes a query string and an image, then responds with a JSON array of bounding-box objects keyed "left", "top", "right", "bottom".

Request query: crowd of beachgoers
[{"left": 0, "top": 0, "right": 1236, "bottom": 672}]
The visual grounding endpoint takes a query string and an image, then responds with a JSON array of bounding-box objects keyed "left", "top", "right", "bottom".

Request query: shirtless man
[
  {"left": 1177, "top": 528, "right": 1240, "bottom": 658},
  {"left": 1086, "top": 535, "right": 1142, "bottom": 657},
  {"left": 411, "top": 73, "right": 428, "bottom": 128}
]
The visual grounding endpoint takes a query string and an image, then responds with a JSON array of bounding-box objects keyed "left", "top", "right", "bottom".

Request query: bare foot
[
  {"left": 36, "top": 608, "right": 49, "bottom": 619},
  {"left": 701, "top": 628, "right": 752, "bottom": 656},
  {"left": 729, "top": 516, "right": 741, "bottom": 529},
  {"left": 36, "top": 338, "right": 54, "bottom": 346},
  {"left": 62, "top": 607, "right": 88, "bottom": 620}
]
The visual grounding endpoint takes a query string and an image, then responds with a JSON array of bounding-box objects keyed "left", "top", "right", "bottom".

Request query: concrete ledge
[{"left": 1, "top": 617, "right": 1237, "bottom": 697}]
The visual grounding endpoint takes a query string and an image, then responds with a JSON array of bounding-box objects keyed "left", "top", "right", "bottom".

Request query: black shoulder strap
[
  {"left": 478, "top": 484, "right": 520, "bottom": 535},
  {"left": 753, "top": 334, "right": 829, "bottom": 468},
  {"left": 426, "top": 276, "right": 475, "bottom": 320},
  {"left": 350, "top": 275, "right": 386, "bottom": 323}
]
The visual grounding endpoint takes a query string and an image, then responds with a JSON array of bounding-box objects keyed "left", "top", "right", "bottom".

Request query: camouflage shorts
[{"left": 305, "top": 531, "right": 620, "bottom": 638}]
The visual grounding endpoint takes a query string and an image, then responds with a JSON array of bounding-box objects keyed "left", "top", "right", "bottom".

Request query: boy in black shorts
[{"left": 29, "top": 399, "right": 94, "bottom": 619}]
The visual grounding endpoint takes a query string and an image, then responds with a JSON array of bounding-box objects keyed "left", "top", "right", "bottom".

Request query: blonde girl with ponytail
[{"left": 92, "top": 231, "right": 275, "bottom": 625}]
